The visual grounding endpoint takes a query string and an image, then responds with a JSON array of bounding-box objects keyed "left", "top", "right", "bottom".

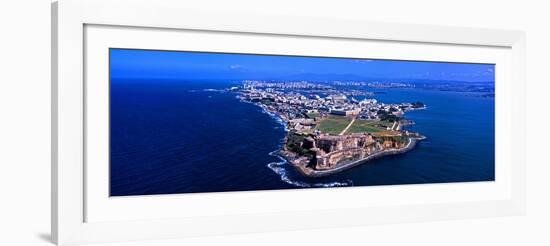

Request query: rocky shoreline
[
  {"left": 255, "top": 101, "right": 426, "bottom": 178},
  {"left": 235, "top": 89, "right": 426, "bottom": 179},
  {"left": 280, "top": 136, "right": 425, "bottom": 178}
]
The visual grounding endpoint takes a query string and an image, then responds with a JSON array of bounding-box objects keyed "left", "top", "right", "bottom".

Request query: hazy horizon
[{"left": 110, "top": 48, "right": 495, "bottom": 83}]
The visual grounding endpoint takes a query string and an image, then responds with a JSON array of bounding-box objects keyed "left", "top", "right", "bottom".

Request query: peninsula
[{"left": 231, "top": 80, "right": 426, "bottom": 177}]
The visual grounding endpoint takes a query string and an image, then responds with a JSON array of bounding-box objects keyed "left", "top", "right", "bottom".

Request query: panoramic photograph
[{"left": 109, "top": 48, "right": 495, "bottom": 196}]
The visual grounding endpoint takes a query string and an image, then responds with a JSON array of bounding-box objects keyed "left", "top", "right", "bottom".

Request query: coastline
[
  {"left": 238, "top": 97, "right": 290, "bottom": 133},
  {"left": 280, "top": 136, "right": 424, "bottom": 178},
  {"left": 238, "top": 94, "right": 426, "bottom": 179},
  {"left": 257, "top": 104, "right": 354, "bottom": 187}
]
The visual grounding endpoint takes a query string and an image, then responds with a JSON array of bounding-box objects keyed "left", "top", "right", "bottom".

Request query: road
[
  {"left": 339, "top": 116, "right": 357, "bottom": 135},
  {"left": 390, "top": 121, "right": 401, "bottom": 131}
]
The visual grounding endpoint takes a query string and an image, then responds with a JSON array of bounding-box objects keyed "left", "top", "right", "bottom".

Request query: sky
[{"left": 110, "top": 48, "right": 495, "bottom": 82}]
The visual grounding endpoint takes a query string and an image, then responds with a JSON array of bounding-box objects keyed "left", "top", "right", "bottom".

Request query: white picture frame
[{"left": 52, "top": 0, "right": 526, "bottom": 245}]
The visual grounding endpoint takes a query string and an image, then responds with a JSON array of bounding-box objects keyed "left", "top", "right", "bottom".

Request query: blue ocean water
[{"left": 110, "top": 79, "right": 495, "bottom": 196}]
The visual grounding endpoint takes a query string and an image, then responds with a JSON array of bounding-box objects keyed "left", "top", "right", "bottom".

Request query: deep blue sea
[{"left": 110, "top": 79, "right": 495, "bottom": 196}]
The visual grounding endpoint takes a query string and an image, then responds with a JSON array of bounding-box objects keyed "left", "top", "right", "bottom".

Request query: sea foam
[
  {"left": 248, "top": 97, "right": 352, "bottom": 188},
  {"left": 267, "top": 150, "right": 353, "bottom": 188}
]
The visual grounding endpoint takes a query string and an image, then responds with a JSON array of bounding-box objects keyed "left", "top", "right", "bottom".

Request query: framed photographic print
[
  {"left": 52, "top": 0, "right": 526, "bottom": 245},
  {"left": 108, "top": 48, "right": 495, "bottom": 195}
]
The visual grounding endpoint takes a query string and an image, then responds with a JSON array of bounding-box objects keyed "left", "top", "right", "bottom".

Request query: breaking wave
[
  {"left": 245, "top": 98, "right": 352, "bottom": 188},
  {"left": 258, "top": 106, "right": 289, "bottom": 133},
  {"left": 267, "top": 150, "right": 353, "bottom": 188}
]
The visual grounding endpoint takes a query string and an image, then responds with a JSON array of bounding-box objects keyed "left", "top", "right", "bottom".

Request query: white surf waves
[{"left": 267, "top": 151, "right": 353, "bottom": 188}]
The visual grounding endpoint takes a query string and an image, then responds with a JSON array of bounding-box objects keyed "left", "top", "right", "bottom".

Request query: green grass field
[
  {"left": 306, "top": 112, "right": 320, "bottom": 119},
  {"left": 315, "top": 116, "right": 351, "bottom": 135},
  {"left": 346, "top": 120, "right": 393, "bottom": 134}
]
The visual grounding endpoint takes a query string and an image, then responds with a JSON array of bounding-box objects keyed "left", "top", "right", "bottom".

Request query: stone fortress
[{"left": 302, "top": 132, "right": 407, "bottom": 170}]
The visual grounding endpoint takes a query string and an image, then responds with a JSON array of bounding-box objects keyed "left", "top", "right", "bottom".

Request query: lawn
[
  {"left": 346, "top": 120, "right": 393, "bottom": 134},
  {"left": 315, "top": 116, "right": 352, "bottom": 135},
  {"left": 306, "top": 112, "right": 320, "bottom": 119}
]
